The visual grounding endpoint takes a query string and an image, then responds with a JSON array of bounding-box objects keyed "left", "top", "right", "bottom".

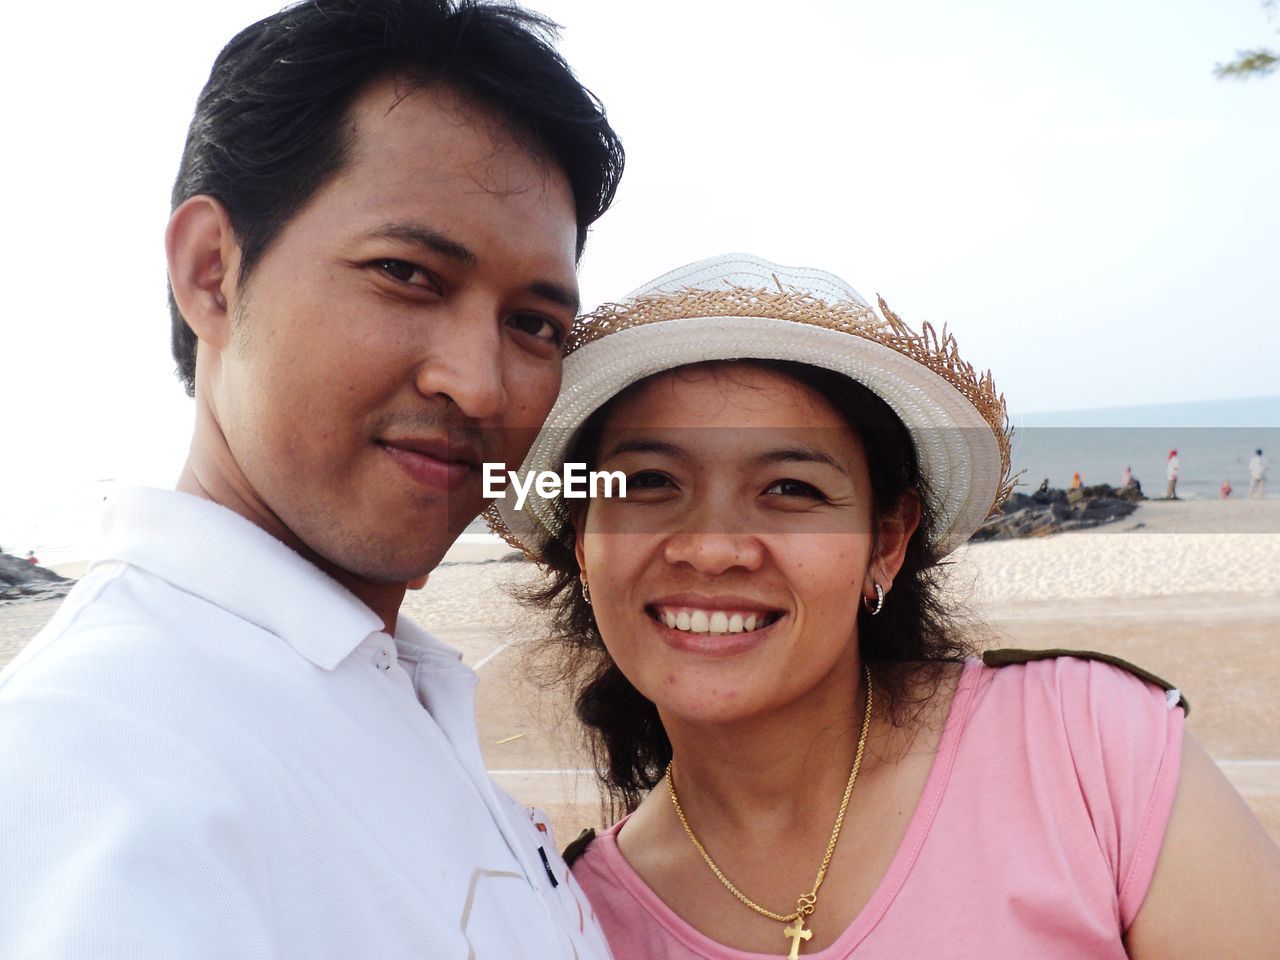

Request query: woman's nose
[{"left": 661, "top": 529, "right": 765, "bottom": 576}]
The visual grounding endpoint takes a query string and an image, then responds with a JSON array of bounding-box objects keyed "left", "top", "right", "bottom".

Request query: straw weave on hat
[{"left": 486, "top": 253, "right": 1012, "bottom": 560}]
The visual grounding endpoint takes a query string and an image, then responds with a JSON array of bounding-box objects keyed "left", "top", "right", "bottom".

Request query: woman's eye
[
  {"left": 375, "top": 259, "right": 435, "bottom": 289},
  {"left": 628, "top": 470, "right": 674, "bottom": 490},
  {"left": 764, "top": 478, "right": 826, "bottom": 500},
  {"left": 508, "top": 312, "right": 565, "bottom": 346}
]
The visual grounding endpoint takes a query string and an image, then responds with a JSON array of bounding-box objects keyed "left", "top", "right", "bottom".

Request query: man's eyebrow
[
  {"left": 372, "top": 223, "right": 477, "bottom": 265},
  {"left": 531, "top": 280, "right": 580, "bottom": 316},
  {"left": 751, "top": 446, "right": 849, "bottom": 476},
  {"left": 599, "top": 438, "right": 685, "bottom": 462}
]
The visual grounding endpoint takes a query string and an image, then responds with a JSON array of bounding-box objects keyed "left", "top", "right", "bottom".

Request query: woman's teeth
[{"left": 656, "top": 608, "right": 775, "bottom": 634}]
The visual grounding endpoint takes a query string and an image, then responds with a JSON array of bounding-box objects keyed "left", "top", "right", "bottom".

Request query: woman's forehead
[
  {"left": 605, "top": 362, "right": 846, "bottom": 428},
  {"left": 596, "top": 364, "right": 867, "bottom": 470}
]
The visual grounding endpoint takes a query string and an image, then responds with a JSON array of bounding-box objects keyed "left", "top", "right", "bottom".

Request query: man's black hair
[{"left": 169, "top": 0, "right": 624, "bottom": 396}]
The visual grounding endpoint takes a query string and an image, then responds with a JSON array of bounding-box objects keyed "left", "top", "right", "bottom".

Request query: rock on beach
[
  {"left": 971, "top": 483, "right": 1140, "bottom": 541},
  {"left": 0, "top": 552, "right": 73, "bottom": 604}
]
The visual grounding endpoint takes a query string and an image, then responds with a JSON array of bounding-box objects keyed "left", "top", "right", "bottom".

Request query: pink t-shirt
[{"left": 573, "top": 656, "right": 1184, "bottom": 959}]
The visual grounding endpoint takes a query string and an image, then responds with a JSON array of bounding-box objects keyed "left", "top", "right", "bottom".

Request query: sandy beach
[{"left": 3, "top": 497, "right": 1278, "bottom": 847}]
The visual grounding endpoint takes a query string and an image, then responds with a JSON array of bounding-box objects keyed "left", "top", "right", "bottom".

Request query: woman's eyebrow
[
  {"left": 599, "top": 438, "right": 686, "bottom": 462},
  {"left": 750, "top": 446, "right": 849, "bottom": 476}
]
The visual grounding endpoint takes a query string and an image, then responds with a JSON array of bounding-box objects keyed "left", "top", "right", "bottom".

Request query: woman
[{"left": 489, "top": 254, "right": 1280, "bottom": 958}]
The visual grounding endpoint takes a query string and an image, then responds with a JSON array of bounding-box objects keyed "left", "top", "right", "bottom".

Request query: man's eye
[
  {"left": 508, "top": 312, "right": 565, "bottom": 345},
  {"left": 375, "top": 259, "right": 434, "bottom": 288},
  {"left": 763, "top": 478, "right": 826, "bottom": 500}
]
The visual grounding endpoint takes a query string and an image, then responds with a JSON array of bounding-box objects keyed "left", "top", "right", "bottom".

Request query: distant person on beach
[
  {"left": 495, "top": 255, "right": 1280, "bottom": 958},
  {"left": 24, "top": 551, "right": 37, "bottom": 566},
  {"left": 0, "top": 2, "right": 622, "bottom": 958},
  {"left": 1121, "top": 464, "right": 1143, "bottom": 497},
  {"left": 1220, "top": 479, "right": 1233, "bottom": 499},
  {"left": 1067, "top": 471, "right": 1084, "bottom": 504},
  {"left": 1251, "top": 448, "right": 1269, "bottom": 499},
  {"left": 1165, "top": 449, "right": 1180, "bottom": 500}
]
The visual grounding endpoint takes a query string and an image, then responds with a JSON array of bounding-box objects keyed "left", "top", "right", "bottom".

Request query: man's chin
[
  {"left": 336, "top": 544, "right": 453, "bottom": 586},
  {"left": 303, "top": 527, "right": 462, "bottom": 588}
]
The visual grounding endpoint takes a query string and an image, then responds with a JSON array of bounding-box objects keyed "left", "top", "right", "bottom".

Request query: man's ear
[
  {"left": 166, "top": 196, "right": 240, "bottom": 351},
  {"left": 866, "top": 489, "right": 922, "bottom": 594}
]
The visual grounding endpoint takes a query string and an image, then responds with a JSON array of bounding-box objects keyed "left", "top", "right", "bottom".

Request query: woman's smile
[
  {"left": 644, "top": 594, "right": 787, "bottom": 657},
  {"left": 648, "top": 606, "right": 781, "bottom": 636},
  {"left": 646, "top": 592, "right": 785, "bottom": 634}
]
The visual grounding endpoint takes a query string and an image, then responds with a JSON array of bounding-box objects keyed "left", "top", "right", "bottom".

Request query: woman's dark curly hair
[{"left": 519, "top": 359, "right": 974, "bottom": 817}]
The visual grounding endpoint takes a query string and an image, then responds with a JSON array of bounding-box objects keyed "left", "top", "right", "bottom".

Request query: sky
[{"left": 2, "top": 0, "right": 1278, "bottom": 554}]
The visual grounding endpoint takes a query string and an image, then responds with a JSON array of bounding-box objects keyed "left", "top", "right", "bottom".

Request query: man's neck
[{"left": 176, "top": 459, "right": 409, "bottom": 636}]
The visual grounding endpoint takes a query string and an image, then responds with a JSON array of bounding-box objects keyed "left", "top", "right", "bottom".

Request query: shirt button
[{"left": 377, "top": 648, "right": 393, "bottom": 672}]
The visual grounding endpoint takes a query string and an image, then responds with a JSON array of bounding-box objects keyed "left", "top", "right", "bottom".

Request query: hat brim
[{"left": 490, "top": 314, "right": 1005, "bottom": 560}]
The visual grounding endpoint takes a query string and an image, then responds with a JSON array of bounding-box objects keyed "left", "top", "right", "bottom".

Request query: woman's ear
[
  {"left": 166, "top": 195, "right": 240, "bottom": 352},
  {"left": 573, "top": 510, "right": 588, "bottom": 577},
  {"left": 866, "top": 489, "right": 922, "bottom": 592}
]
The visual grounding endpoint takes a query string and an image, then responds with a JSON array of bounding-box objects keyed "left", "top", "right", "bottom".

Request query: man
[
  {"left": 1250, "top": 448, "right": 1268, "bottom": 499},
  {"left": 0, "top": 2, "right": 622, "bottom": 957}
]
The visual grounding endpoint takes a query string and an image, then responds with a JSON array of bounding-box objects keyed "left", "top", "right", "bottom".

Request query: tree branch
[{"left": 1214, "top": 48, "right": 1278, "bottom": 80}]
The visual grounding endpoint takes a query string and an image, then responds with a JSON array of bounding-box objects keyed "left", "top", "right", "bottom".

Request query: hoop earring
[
  {"left": 863, "top": 582, "right": 884, "bottom": 616},
  {"left": 581, "top": 580, "right": 592, "bottom": 607}
]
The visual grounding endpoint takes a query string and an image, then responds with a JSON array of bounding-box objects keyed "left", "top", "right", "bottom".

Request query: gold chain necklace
[{"left": 665, "top": 664, "right": 873, "bottom": 960}]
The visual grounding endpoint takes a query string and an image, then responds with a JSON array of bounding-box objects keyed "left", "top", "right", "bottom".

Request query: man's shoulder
[
  {"left": 0, "top": 559, "right": 311, "bottom": 744},
  {"left": 0, "top": 561, "right": 312, "bottom": 805},
  {"left": 5, "top": 562, "right": 241, "bottom": 684},
  {"left": 3, "top": 564, "right": 160, "bottom": 681}
]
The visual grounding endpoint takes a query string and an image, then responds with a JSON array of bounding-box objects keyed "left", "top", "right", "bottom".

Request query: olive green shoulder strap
[
  {"left": 981, "top": 648, "right": 1190, "bottom": 716},
  {"left": 561, "top": 827, "right": 597, "bottom": 867}
]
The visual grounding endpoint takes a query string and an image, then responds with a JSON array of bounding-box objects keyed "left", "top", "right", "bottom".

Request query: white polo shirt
[{"left": 0, "top": 488, "right": 611, "bottom": 960}]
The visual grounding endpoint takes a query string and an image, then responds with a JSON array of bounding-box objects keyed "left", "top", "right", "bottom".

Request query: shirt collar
[
  {"left": 97, "top": 487, "right": 386, "bottom": 670},
  {"left": 392, "top": 615, "right": 466, "bottom": 669}
]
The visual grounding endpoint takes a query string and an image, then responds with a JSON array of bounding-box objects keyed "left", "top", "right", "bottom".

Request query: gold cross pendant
[{"left": 783, "top": 917, "right": 813, "bottom": 959}]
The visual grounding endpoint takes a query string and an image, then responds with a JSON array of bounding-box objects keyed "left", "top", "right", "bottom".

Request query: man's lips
[{"left": 378, "top": 437, "right": 478, "bottom": 492}]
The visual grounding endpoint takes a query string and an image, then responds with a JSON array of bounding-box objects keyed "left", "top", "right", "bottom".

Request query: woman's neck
[{"left": 659, "top": 654, "right": 876, "bottom": 839}]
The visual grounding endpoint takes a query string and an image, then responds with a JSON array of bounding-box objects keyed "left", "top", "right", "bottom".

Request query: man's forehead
[
  {"left": 331, "top": 78, "right": 575, "bottom": 240},
  {"left": 347, "top": 76, "right": 552, "bottom": 179}
]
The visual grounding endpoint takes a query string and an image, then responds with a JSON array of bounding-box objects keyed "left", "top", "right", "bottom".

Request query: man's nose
[{"left": 414, "top": 307, "right": 507, "bottom": 421}]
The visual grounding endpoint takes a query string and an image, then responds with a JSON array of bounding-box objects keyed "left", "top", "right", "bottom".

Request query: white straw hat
[{"left": 486, "top": 253, "right": 1012, "bottom": 560}]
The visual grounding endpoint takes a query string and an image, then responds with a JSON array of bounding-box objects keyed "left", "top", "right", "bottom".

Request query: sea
[
  {"left": 1008, "top": 395, "right": 1279, "bottom": 501},
  {"left": 4, "top": 394, "right": 1277, "bottom": 568}
]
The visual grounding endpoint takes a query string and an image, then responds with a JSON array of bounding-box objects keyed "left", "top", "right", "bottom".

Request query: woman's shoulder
[
  {"left": 963, "top": 649, "right": 1187, "bottom": 773},
  {"left": 977, "top": 647, "right": 1188, "bottom": 715},
  {"left": 565, "top": 817, "right": 636, "bottom": 890},
  {"left": 882, "top": 652, "right": 1185, "bottom": 763},
  {"left": 562, "top": 826, "right": 600, "bottom": 869},
  {"left": 955, "top": 650, "right": 1187, "bottom": 929}
]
